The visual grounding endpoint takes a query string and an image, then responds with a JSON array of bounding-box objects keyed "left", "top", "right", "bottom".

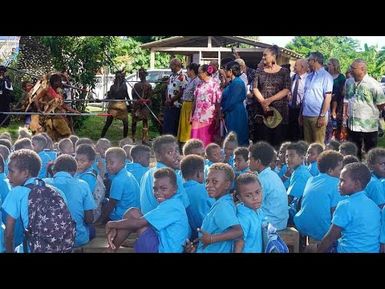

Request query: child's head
[
  {"left": 75, "top": 137, "right": 94, "bottom": 148},
  {"left": 182, "top": 138, "right": 205, "bottom": 157},
  {"left": 0, "top": 139, "right": 12, "bottom": 151},
  {"left": 96, "top": 138, "right": 111, "bottom": 158},
  {"left": 0, "top": 132, "right": 12, "bottom": 143},
  {"left": 339, "top": 163, "right": 371, "bottom": 196},
  {"left": 0, "top": 155, "right": 4, "bottom": 174},
  {"left": 367, "top": 147, "right": 385, "bottom": 178},
  {"left": 317, "top": 150, "right": 344, "bottom": 178},
  {"left": 342, "top": 155, "right": 359, "bottom": 167},
  {"left": 153, "top": 135, "right": 180, "bottom": 170},
  {"left": 153, "top": 167, "right": 177, "bottom": 203},
  {"left": 131, "top": 145, "right": 151, "bottom": 167},
  {"left": 306, "top": 143, "right": 324, "bottom": 164},
  {"left": 75, "top": 144, "right": 96, "bottom": 173},
  {"left": 223, "top": 132, "right": 238, "bottom": 161},
  {"left": 297, "top": 140, "right": 309, "bottom": 154},
  {"left": 8, "top": 149, "right": 41, "bottom": 187},
  {"left": 122, "top": 144, "right": 134, "bottom": 162},
  {"left": 278, "top": 141, "right": 291, "bottom": 164},
  {"left": 236, "top": 173, "right": 263, "bottom": 210},
  {"left": 248, "top": 141, "right": 275, "bottom": 172},
  {"left": 325, "top": 140, "right": 340, "bottom": 151},
  {"left": 0, "top": 144, "right": 10, "bottom": 162},
  {"left": 206, "top": 163, "right": 235, "bottom": 199},
  {"left": 17, "top": 127, "right": 32, "bottom": 139},
  {"left": 53, "top": 154, "right": 77, "bottom": 176},
  {"left": 286, "top": 142, "right": 306, "bottom": 170},
  {"left": 119, "top": 137, "right": 134, "bottom": 148},
  {"left": 234, "top": 147, "right": 249, "bottom": 171},
  {"left": 205, "top": 143, "right": 223, "bottom": 163},
  {"left": 41, "top": 133, "right": 53, "bottom": 150},
  {"left": 31, "top": 135, "right": 47, "bottom": 153},
  {"left": 69, "top": 135, "right": 79, "bottom": 148},
  {"left": 180, "top": 155, "right": 205, "bottom": 183},
  {"left": 13, "top": 138, "right": 32, "bottom": 151},
  {"left": 105, "top": 147, "right": 127, "bottom": 175},
  {"left": 58, "top": 138, "right": 74, "bottom": 155},
  {"left": 339, "top": 141, "right": 358, "bottom": 157}
]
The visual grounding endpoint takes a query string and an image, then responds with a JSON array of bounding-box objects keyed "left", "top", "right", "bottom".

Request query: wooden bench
[{"left": 277, "top": 227, "right": 300, "bottom": 253}]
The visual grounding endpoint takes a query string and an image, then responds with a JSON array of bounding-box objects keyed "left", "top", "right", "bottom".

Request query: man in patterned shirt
[{"left": 343, "top": 59, "right": 385, "bottom": 160}]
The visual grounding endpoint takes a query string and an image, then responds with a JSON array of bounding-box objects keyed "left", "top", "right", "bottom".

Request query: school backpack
[
  {"left": 24, "top": 179, "right": 75, "bottom": 253},
  {"left": 85, "top": 169, "right": 106, "bottom": 221},
  {"left": 262, "top": 223, "right": 289, "bottom": 253}
]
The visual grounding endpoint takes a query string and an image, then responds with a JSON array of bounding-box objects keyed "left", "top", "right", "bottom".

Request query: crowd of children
[{"left": 0, "top": 127, "right": 385, "bottom": 253}]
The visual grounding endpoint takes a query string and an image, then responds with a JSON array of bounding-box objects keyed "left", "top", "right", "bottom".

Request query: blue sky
[{"left": 259, "top": 36, "right": 385, "bottom": 50}]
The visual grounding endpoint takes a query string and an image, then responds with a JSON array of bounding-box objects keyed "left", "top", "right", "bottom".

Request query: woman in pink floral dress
[{"left": 191, "top": 64, "right": 222, "bottom": 146}]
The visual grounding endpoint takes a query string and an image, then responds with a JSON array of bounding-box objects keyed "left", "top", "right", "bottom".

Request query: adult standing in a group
[
  {"left": 344, "top": 59, "right": 385, "bottom": 160},
  {"left": 0, "top": 65, "right": 14, "bottom": 127},
  {"left": 191, "top": 64, "right": 222, "bottom": 146},
  {"left": 221, "top": 61, "right": 249, "bottom": 146},
  {"left": 249, "top": 45, "right": 291, "bottom": 148},
  {"left": 300, "top": 52, "right": 333, "bottom": 145},
  {"left": 163, "top": 58, "right": 188, "bottom": 136}
]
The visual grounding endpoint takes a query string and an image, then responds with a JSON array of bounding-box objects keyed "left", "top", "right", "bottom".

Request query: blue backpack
[{"left": 263, "top": 223, "right": 289, "bottom": 253}]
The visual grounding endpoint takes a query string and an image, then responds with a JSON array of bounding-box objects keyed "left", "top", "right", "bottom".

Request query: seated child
[
  {"left": 325, "top": 139, "right": 340, "bottom": 151},
  {"left": 105, "top": 167, "right": 189, "bottom": 253},
  {"left": 13, "top": 138, "right": 32, "bottom": 151},
  {"left": 234, "top": 147, "right": 250, "bottom": 177},
  {"left": 204, "top": 143, "right": 224, "bottom": 178},
  {"left": 294, "top": 150, "right": 344, "bottom": 241},
  {"left": 75, "top": 144, "right": 97, "bottom": 193},
  {"left": 276, "top": 141, "right": 291, "bottom": 189},
  {"left": 234, "top": 173, "right": 264, "bottom": 253},
  {"left": 317, "top": 163, "right": 381, "bottom": 253},
  {"left": 248, "top": 141, "right": 288, "bottom": 231},
  {"left": 97, "top": 147, "right": 140, "bottom": 224},
  {"left": 94, "top": 138, "right": 111, "bottom": 177},
  {"left": 0, "top": 139, "right": 12, "bottom": 151},
  {"left": 69, "top": 135, "right": 79, "bottom": 150},
  {"left": 342, "top": 155, "right": 359, "bottom": 167},
  {"left": 0, "top": 144, "right": 10, "bottom": 175},
  {"left": 381, "top": 207, "right": 385, "bottom": 253},
  {"left": 339, "top": 141, "right": 358, "bottom": 157},
  {"left": 181, "top": 155, "right": 214, "bottom": 239},
  {"left": 119, "top": 137, "right": 134, "bottom": 148},
  {"left": 126, "top": 145, "right": 150, "bottom": 184},
  {"left": 17, "top": 127, "right": 32, "bottom": 140},
  {"left": 182, "top": 138, "right": 205, "bottom": 157},
  {"left": 31, "top": 134, "right": 51, "bottom": 178},
  {"left": 44, "top": 154, "right": 96, "bottom": 247},
  {"left": 0, "top": 155, "right": 11, "bottom": 214},
  {"left": 222, "top": 132, "right": 238, "bottom": 167},
  {"left": 306, "top": 143, "right": 323, "bottom": 176},
  {"left": 366, "top": 148, "right": 385, "bottom": 208},
  {"left": 122, "top": 144, "right": 134, "bottom": 163},
  {"left": 41, "top": 133, "right": 57, "bottom": 161},
  {"left": 58, "top": 138, "right": 74, "bottom": 156}
]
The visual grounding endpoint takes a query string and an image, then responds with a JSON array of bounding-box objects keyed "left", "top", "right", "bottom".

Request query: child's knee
[{"left": 123, "top": 207, "right": 142, "bottom": 219}]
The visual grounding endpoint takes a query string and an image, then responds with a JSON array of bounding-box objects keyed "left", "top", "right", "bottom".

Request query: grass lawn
[{"left": 0, "top": 105, "right": 160, "bottom": 145}]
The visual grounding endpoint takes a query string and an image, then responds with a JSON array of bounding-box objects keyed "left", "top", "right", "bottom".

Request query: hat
[
  {"left": 0, "top": 65, "right": 7, "bottom": 72},
  {"left": 263, "top": 107, "right": 282, "bottom": 129}
]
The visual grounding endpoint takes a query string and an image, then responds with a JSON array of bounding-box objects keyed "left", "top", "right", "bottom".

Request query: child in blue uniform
[
  {"left": 126, "top": 145, "right": 150, "bottom": 184},
  {"left": 204, "top": 143, "right": 224, "bottom": 178},
  {"left": 31, "top": 134, "right": 51, "bottom": 178},
  {"left": 366, "top": 148, "right": 385, "bottom": 208},
  {"left": 222, "top": 132, "right": 238, "bottom": 167},
  {"left": 57, "top": 138, "right": 74, "bottom": 156},
  {"left": 233, "top": 147, "right": 250, "bottom": 177},
  {"left": 276, "top": 142, "right": 291, "bottom": 189},
  {"left": 306, "top": 143, "right": 323, "bottom": 176},
  {"left": 182, "top": 138, "right": 205, "bottom": 157}
]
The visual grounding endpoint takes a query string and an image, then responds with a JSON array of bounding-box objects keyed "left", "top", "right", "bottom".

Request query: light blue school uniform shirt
[
  {"left": 109, "top": 167, "right": 140, "bottom": 220},
  {"left": 37, "top": 150, "right": 52, "bottom": 179},
  {"left": 197, "top": 194, "right": 239, "bottom": 253},
  {"left": 4, "top": 159, "right": 8, "bottom": 176},
  {"left": 2, "top": 177, "right": 68, "bottom": 229},
  {"left": 234, "top": 167, "right": 250, "bottom": 178},
  {"left": 92, "top": 158, "right": 106, "bottom": 177},
  {"left": 308, "top": 161, "right": 319, "bottom": 177},
  {"left": 332, "top": 191, "right": 381, "bottom": 253},
  {"left": 226, "top": 154, "right": 234, "bottom": 167},
  {"left": 237, "top": 203, "right": 264, "bottom": 253},
  {"left": 258, "top": 167, "right": 288, "bottom": 230},
  {"left": 0, "top": 173, "right": 11, "bottom": 210},
  {"left": 43, "top": 149, "right": 57, "bottom": 161},
  {"left": 144, "top": 194, "right": 189, "bottom": 253},
  {"left": 287, "top": 165, "right": 312, "bottom": 199},
  {"left": 140, "top": 162, "right": 189, "bottom": 215},
  {"left": 204, "top": 159, "right": 214, "bottom": 179},
  {"left": 0, "top": 195, "right": 4, "bottom": 252},
  {"left": 44, "top": 172, "right": 96, "bottom": 247},
  {"left": 294, "top": 173, "right": 344, "bottom": 240},
  {"left": 75, "top": 166, "right": 97, "bottom": 193},
  {"left": 183, "top": 180, "right": 214, "bottom": 238},
  {"left": 381, "top": 207, "right": 385, "bottom": 244},
  {"left": 126, "top": 162, "right": 149, "bottom": 184},
  {"left": 365, "top": 174, "right": 385, "bottom": 207},
  {"left": 277, "top": 164, "right": 290, "bottom": 189}
]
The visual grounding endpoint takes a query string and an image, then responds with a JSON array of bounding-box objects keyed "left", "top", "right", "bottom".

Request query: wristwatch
[{"left": 319, "top": 113, "right": 326, "bottom": 117}]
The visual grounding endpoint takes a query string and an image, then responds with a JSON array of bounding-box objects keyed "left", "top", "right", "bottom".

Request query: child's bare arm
[
  {"left": 5, "top": 216, "right": 16, "bottom": 253},
  {"left": 317, "top": 224, "right": 342, "bottom": 253},
  {"left": 84, "top": 209, "right": 94, "bottom": 224},
  {"left": 199, "top": 225, "right": 243, "bottom": 248},
  {"left": 233, "top": 239, "right": 244, "bottom": 253},
  {"left": 97, "top": 198, "right": 118, "bottom": 224}
]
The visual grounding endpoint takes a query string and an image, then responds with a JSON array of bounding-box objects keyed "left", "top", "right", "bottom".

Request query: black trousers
[
  {"left": 348, "top": 129, "right": 378, "bottom": 160},
  {"left": 251, "top": 122, "right": 287, "bottom": 149},
  {"left": 288, "top": 107, "right": 303, "bottom": 142}
]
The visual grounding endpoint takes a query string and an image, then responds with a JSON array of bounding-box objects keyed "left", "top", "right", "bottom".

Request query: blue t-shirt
[
  {"left": 308, "top": 161, "right": 319, "bottom": 177},
  {"left": 126, "top": 162, "right": 149, "bottom": 185},
  {"left": 277, "top": 164, "right": 290, "bottom": 189},
  {"left": 140, "top": 162, "right": 189, "bottom": 214},
  {"left": 287, "top": 165, "right": 312, "bottom": 199},
  {"left": 44, "top": 172, "right": 96, "bottom": 247},
  {"left": 365, "top": 174, "right": 385, "bottom": 207},
  {"left": 144, "top": 194, "right": 189, "bottom": 253},
  {"left": 37, "top": 150, "right": 52, "bottom": 179},
  {"left": 183, "top": 180, "right": 215, "bottom": 239},
  {"left": 237, "top": 203, "right": 264, "bottom": 253},
  {"left": 294, "top": 173, "right": 345, "bottom": 240},
  {"left": 109, "top": 167, "right": 140, "bottom": 220},
  {"left": 204, "top": 160, "right": 214, "bottom": 179},
  {"left": 332, "top": 191, "right": 381, "bottom": 253},
  {"left": 0, "top": 173, "right": 11, "bottom": 214},
  {"left": 258, "top": 167, "right": 288, "bottom": 230},
  {"left": 197, "top": 194, "right": 239, "bottom": 253},
  {"left": 381, "top": 206, "right": 385, "bottom": 244},
  {"left": 75, "top": 167, "right": 97, "bottom": 193},
  {"left": 0, "top": 195, "right": 4, "bottom": 252},
  {"left": 43, "top": 149, "right": 57, "bottom": 161},
  {"left": 234, "top": 167, "right": 250, "bottom": 178}
]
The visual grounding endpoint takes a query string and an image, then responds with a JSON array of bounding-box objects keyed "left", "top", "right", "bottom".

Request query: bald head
[{"left": 294, "top": 59, "right": 309, "bottom": 75}]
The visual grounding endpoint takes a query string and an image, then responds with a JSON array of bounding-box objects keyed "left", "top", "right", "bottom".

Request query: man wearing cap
[
  {"left": 0, "top": 65, "right": 14, "bottom": 127},
  {"left": 300, "top": 52, "right": 333, "bottom": 145}
]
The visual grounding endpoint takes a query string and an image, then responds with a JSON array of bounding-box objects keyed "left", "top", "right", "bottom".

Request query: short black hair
[
  {"left": 75, "top": 137, "right": 94, "bottom": 148},
  {"left": 180, "top": 155, "right": 204, "bottom": 179},
  {"left": 342, "top": 155, "right": 359, "bottom": 167},
  {"left": 76, "top": 144, "right": 96, "bottom": 162},
  {"left": 183, "top": 139, "right": 204, "bottom": 156},
  {"left": 339, "top": 141, "right": 358, "bottom": 156},
  {"left": 0, "top": 144, "right": 10, "bottom": 161},
  {"left": 152, "top": 135, "right": 176, "bottom": 156},
  {"left": 223, "top": 131, "right": 238, "bottom": 147},
  {"left": 186, "top": 63, "right": 200, "bottom": 75},
  {"left": 119, "top": 137, "right": 134, "bottom": 148},
  {"left": 9, "top": 149, "right": 41, "bottom": 177},
  {"left": 317, "top": 151, "right": 343, "bottom": 173},
  {"left": 326, "top": 140, "right": 340, "bottom": 151},
  {"left": 225, "top": 61, "right": 242, "bottom": 77},
  {"left": 287, "top": 142, "right": 307, "bottom": 157},
  {"left": 208, "top": 163, "right": 235, "bottom": 183},
  {"left": 13, "top": 138, "right": 32, "bottom": 151},
  {"left": 54, "top": 154, "right": 77, "bottom": 173},
  {"left": 308, "top": 143, "right": 324, "bottom": 155},
  {"left": 69, "top": 135, "right": 79, "bottom": 147},
  {"left": 0, "top": 139, "right": 12, "bottom": 151},
  {"left": 154, "top": 167, "right": 177, "bottom": 188},
  {"left": 343, "top": 162, "right": 371, "bottom": 189},
  {"left": 296, "top": 140, "right": 309, "bottom": 154},
  {"left": 236, "top": 173, "right": 261, "bottom": 194},
  {"left": 367, "top": 147, "right": 385, "bottom": 166},
  {"left": 105, "top": 147, "right": 126, "bottom": 163},
  {"left": 234, "top": 147, "right": 249, "bottom": 162},
  {"left": 249, "top": 141, "right": 275, "bottom": 166},
  {"left": 32, "top": 135, "right": 47, "bottom": 150},
  {"left": 205, "top": 143, "right": 221, "bottom": 158},
  {"left": 58, "top": 138, "right": 73, "bottom": 152},
  {"left": 131, "top": 145, "right": 151, "bottom": 161},
  {"left": 0, "top": 154, "right": 4, "bottom": 173}
]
